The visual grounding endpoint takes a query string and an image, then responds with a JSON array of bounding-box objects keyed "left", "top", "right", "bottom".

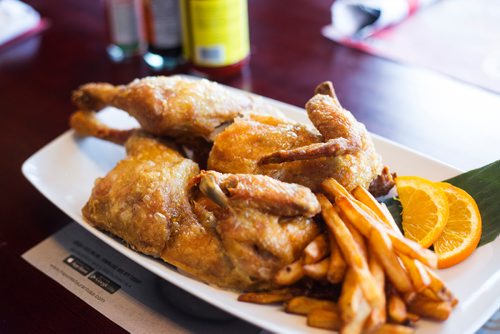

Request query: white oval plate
[{"left": 22, "top": 80, "right": 500, "bottom": 334}]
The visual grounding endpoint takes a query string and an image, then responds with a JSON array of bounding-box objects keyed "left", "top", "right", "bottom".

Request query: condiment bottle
[
  {"left": 105, "top": 0, "right": 146, "bottom": 61},
  {"left": 143, "top": 0, "right": 184, "bottom": 70},
  {"left": 180, "top": 0, "right": 250, "bottom": 78}
]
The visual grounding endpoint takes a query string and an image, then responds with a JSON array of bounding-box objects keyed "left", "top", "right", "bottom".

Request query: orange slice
[
  {"left": 433, "top": 182, "right": 482, "bottom": 269},
  {"left": 395, "top": 176, "right": 449, "bottom": 248}
]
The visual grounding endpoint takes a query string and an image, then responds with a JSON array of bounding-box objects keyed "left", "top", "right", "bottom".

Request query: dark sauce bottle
[{"left": 143, "top": 0, "right": 184, "bottom": 70}]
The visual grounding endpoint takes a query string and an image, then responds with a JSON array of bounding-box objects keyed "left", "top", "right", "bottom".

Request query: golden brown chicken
[
  {"left": 80, "top": 130, "right": 320, "bottom": 291},
  {"left": 69, "top": 109, "right": 211, "bottom": 166},
  {"left": 71, "top": 76, "right": 386, "bottom": 192},
  {"left": 192, "top": 171, "right": 320, "bottom": 288},
  {"left": 69, "top": 110, "right": 135, "bottom": 145},
  {"left": 72, "top": 75, "right": 276, "bottom": 140},
  {"left": 208, "top": 82, "right": 383, "bottom": 191},
  {"left": 71, "top": 77, "right": 387, "bottom": 290},
  {"left": 82, "top": 132, "right": 199, "bottom": 257}
]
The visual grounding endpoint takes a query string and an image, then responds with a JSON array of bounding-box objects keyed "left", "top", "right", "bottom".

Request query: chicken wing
[
  {"left": 208, "top": 82, "right": 383, "bottom": 191},
  {"left": 259, "top": 82, "right": 364, "bottom": 164},
  {"left": 196, "top": 170, "right": 320, "bottom": 217}
]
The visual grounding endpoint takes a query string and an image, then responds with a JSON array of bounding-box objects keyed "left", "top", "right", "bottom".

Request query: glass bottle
[
  {"left": 180, "top": 0, "right": 250, "bottom": 79},
  {"left": 143, "top": 0, "right": 184, "bottom": 70},
  {"left": 105, "top": 0, "right": 146, "bottom": 61}
]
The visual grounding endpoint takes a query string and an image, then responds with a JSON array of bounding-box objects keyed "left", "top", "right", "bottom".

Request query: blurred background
[{"left": 0, "top": 1, "right": 499, "bottom": 332}]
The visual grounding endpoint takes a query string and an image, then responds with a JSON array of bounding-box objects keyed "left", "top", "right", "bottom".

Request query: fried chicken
[
  {"left": 82, "top": 132, "right": 199, "bottom": 257},
  {"left": 192, "top": 171, "right": 320, "bottom": 288},
  {"left": 71, "top": 77, "right": 383, "bottom": 191},
  {"left": 73, "top": 76, "right": 387, "bottom": 291},
  {"left": 72, "top": 76, "right": 276, "bottom": 140},
  {"left": 208, "top": 82, "right": 383, "bottom": 191},
  {"left": 82, "top": 132, "right": 319, "bottom": 290}
]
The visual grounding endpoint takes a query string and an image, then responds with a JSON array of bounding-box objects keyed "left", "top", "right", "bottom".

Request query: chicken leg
[{"left": 72, "top": 76, "right": 275, "bottom": 140}]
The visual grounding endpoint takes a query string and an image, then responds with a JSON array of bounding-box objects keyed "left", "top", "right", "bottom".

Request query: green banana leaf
[{"left": 383, "top": 160, "right": 500, "bottom": 247}]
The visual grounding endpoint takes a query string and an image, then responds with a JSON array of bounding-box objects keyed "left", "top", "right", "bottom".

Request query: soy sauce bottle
[{"left": 143, "top": 0, "right": 184, "bottom": 70}]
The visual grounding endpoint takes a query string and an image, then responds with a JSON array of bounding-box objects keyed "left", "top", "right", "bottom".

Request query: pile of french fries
[{"left": 238, "top": 178, "right": 458, "bottom": 334}]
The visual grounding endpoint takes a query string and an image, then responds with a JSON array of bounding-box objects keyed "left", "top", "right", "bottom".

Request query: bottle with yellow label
[{"left": 180, "top": 0, "right": 250, "bottom": 78}]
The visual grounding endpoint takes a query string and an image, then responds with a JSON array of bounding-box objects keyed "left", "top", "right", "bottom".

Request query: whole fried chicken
[
  {"left": 72, "top": 76, "right": 388, "bottom": 291},
  {"left": 208, "top": 82, "right": 383, "bottom": 191},
  {"left": 82, "top": 132, "right": 320, "bottom": 290}
]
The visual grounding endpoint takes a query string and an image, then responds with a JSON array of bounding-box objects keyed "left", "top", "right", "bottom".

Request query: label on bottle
[
  {"left": 107, "top": 0, "right": 143, "bottom": 47},
  {"left": 148, "top": 0, "right": 182, "bottom": 49},
  {"left": 186, "top": 0, "right": 249, "bottom": 67}
]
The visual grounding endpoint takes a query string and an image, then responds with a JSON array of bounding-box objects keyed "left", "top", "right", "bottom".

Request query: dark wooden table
[{"left": 1, "top": 0, "right": 499, "bottom": 332}]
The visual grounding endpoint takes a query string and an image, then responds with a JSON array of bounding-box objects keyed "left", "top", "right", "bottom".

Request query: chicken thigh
[{"left": 82, "top": 132, "right": 199, "bottom": 257}]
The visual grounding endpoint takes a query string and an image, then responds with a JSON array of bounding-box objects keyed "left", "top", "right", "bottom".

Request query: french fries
[
  {"left": 303, "top": 257, "right": 329, "bottom": 280},
  {"left": 285, "top": 296, "right": 337, "bottom": 315},
  {"left": 425, "top": 268, "right": 458, "bottom": 305},
  {"left": 400, "top": 255, "right": 431, "bottom": 293},
  {"left": 368, "top": 227, "right": 413, "bottom": 293},
  {"left": 335, "top": 196, "right": 438, "bottom": 268},
  {"left": 339, "top": 269, "right": 372, "bottom": 334},
  {"left": 352, "top": 185, "right": 400, "bottom": 232},
  {"left": 407, "top": 295, "right": 452, "bottom": 321},
  {"left": 273, "top": 258, "right": 304, "bottom": 286},
  {"left": 327, "top": 234, "right": 346, "bottom": 284},
  {"left": 238, "top": 289, "right": 293, "bottom": 304},
  {"left": 307, "top": 307, "right": 341, "bottom": 330},
  {"left": 318, "top": 194, "right": 384, "bottom": 309},
  {"left": 238, "top": 177, "right": 457, "bottom": 334},
  {"left": 388, "top": 291, "right": 408, "bottom": 324},
  {"left": 372, "top": 324, "right": 415, "bottom": 334},
  {"left": 365, "top": 254, "right": 386, "bottom": 331},
  {"left": 304, "top": 233, "right": 329, "bottom": 264},
  {"left": 322, "top": 178, "right": 353, "bottom": 200},
  {"left": 354, "top": 185, "right": 433, "bottom": 293}
]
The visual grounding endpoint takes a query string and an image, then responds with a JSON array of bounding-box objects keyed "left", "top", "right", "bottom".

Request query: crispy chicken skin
[
  {"left": 193, "top": 171, "right": 320, "bottom": 287},
  {"left": 82, "top": 132, "right": 241, "bottom": 287},
  {"left": 208, "top": 83, "right": 382, "bottom": 191},
  {"left": 82, "top": 133, "right": 319, "bottom": 290},
  {"left": 208, "top": 114, "right": 381, "bottom": 192},
  {"left": 72, "top": 76, "right": 274, "bottom": 140},
  {"left": 82, "top": 132, "right": 199, "bottom": 257},
  {"left": 196, "top": 170, "right": 320, "bottom": 217},
  {"left": 74, "top": 77, "right": 387, "bottom": 291},
  {"left": 208, "top": 114, "right": 326, "bottom": 189}
]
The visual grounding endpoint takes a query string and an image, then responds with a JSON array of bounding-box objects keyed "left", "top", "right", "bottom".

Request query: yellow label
[
  {"left": 183, "top": 0, "right": 249, "bottom": 66},
  {"left": 180, "top": 0, "right": 191, "bottom": 60}
]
